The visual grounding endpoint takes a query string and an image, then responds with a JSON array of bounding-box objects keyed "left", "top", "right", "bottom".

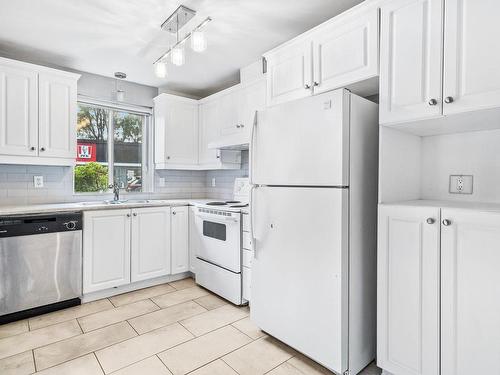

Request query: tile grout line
[
  {"left": 31, "top": 349, "right": 37, "bottom": 373},
  {"left": 125, "top": 320, "right": 140, "bottom": 336},
  {"left": 31, "top": 323, "right": 138, "bottom": 373},
  {"left": 93, "top": 352, "right": 106, "bottom": 375},
  {"left": 108, "top": 286, "right": 177, "bottom": 308}
]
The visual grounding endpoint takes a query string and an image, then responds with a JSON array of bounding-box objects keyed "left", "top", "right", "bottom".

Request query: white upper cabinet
[
  {"left": 377, "top": 204, "right": 441, "bottom": 375},
  {"left": 154, "top": 94, "right": 199, "bottom": 169},
  {"left": 265, "top": 38, "right": 313, "bottom": 107},
  {"left": 38, "top": 72, "right": 77, "bottom": 159},
  {"left": 0, "top": 57, "right": 79, "bottom": 164},
  {"left": 441, "top": 208, "right": 500, "bottom": 375},
  {"left": 312, "top": 7, "right": 379, "bottom": 95},
  {"left": 198, "top": 99, "right": 220, "bottom": 166},
  {"left": 218, "top": 89, "right": 240, "bottom": 137},
  {"left": 0, "top": 63, "right": 38, "bottom": 157},
  {"left": 379, "top": 0, "right": 444, "bottom": 124},
  {"left": 263, "top": 3, "right": 380, "bottom": 107},
  {"left": 443, "top": 0, "right": 500, "bottom": 115},
  {"left": 238, "top": 79, "right": 266, "bottom": 138},
  {"left": 171, "top": 206, "right": 189, "bottom": 274},
  {"left": 131, "top": 207, "right": 171, "bottom": 283}
]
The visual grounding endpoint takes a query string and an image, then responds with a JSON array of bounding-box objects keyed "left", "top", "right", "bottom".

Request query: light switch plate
[
  {"left": 449, "top": 175, "right": 473, "bottom": 194},
  {"left": 33, "top": 175, "right": 44, "bottom": 188},
  {"left": 158, "top": 177, "right": 166, "bottom": 187}
]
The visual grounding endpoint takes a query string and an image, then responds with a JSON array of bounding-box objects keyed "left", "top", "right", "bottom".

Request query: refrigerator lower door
[
  {"left": 250, "top": 186, "right": 349, "bottom": 373},
  {"left": 252, "top": 89, "right": 350, "bottom": 187}
]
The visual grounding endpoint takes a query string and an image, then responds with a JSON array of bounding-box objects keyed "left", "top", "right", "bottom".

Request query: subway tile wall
[{"left": 0, "top": 151, "right": 249, "bottom": 206}]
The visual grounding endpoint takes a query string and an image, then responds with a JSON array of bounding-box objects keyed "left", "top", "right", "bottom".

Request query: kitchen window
[{"left": 74, "top": 100, "right": 152, "bottom": 193}]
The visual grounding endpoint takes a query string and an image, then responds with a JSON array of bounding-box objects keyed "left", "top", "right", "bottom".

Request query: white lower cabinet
[
  {"left": 171, "top": 206, "right": 189, "bottom": 274},
  {"left": 83, "top": 209, "right": 132, "bottom": 293},
  {"left": 83, "top": 206, "right": 190, "bottom": 294},
  {"left": 377, "top": 204, "right": 440, "bottom": 375},
  {"left": 131, "top": 207, "right": 171, "bottom": 282},
  {"left": 441, "top": 208, "right": 500, "bottom": 375},
  {"left": 378, "top": 203, "right": 500, "bottom": 375}
]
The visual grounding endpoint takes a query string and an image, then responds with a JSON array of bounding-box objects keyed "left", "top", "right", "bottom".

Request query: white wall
[{"left": 421, "top": 129, "right": 500, "bottom": 203}]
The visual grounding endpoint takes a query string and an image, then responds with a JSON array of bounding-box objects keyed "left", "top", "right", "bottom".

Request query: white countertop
[{"left": 0, "top": 199, "right": 213, "bottom": 216}]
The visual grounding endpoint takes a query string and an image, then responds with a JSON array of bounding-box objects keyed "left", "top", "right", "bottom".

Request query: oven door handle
[{"left": 195, "top": 214, "right": 239, "bottom": 223}]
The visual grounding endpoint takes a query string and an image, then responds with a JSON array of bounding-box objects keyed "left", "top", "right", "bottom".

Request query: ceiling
[{"left": 0, "top": 0, "right": 364, "bottom": 98}]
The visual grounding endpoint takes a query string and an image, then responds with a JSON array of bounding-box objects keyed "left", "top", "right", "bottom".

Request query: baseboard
[{"left": 81, "top": 272, "right": 192, "bottom": 303}]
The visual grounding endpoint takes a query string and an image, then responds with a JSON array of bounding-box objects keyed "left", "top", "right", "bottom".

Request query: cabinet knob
[
  {"left": 133, "top": 213, "right": 137, "bottom": 217},
  {"left": 442, "top": 219, "right": 452, "bottom": 226},
  {"left": 428, "top": 99, "right": 438, "bottom": 106},
  {"left": 172, "top": 211, "right": 176, "bottom": 215},
  {"left": 167, "top": 156, "right": 170, "bottom": 160},
  {"left": 40, "top": 147, "right": 46, "bottom": 152},
  {"left": 216, "top": 155, "right": 220, "bottom": 159},
  {"left": 313, "top": 81, "right": 320, "bottom": 87},
  {"left": 240, "top": 124, "right": 244, "bottom": 128},
  {"left": 126, "top": 213, "right": 131, "bottom": 217},
  {"left": 426, "top": 218, "right": 435, "bottom": 224},
  {"left": 236, "top": 124, "right": 241, "bottom": 128},
  {"left": 304, "top": 84, "right": 311, "bottom": 90},
  {"left": 444, "top": 96, "right": 454, "bottom": 104},
  {"left": 30, "top": 146, "right": 36, "bottom": 151}
]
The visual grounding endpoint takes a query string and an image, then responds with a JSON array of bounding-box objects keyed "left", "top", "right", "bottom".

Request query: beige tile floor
[{"left": 0, "top": 277, "right": 382, "bottom": 375}]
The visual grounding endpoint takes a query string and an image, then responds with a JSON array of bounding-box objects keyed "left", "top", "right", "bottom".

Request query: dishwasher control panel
[{"left": 0, "top": 212, "right": 82, "bottom": 238}]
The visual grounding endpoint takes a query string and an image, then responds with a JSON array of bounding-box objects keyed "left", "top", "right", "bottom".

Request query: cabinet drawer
[
  {"left": 242, "top": 249, "right": 253, "bottom": 268},
  {"left": 242, "top": 231, "right": 252, "bottom": 250},
  {"left": 242, "top": 266, "right": 251, "bottom": 301},
  {"left": 242, "top": 213, "right": 250, "bottom": 232}
]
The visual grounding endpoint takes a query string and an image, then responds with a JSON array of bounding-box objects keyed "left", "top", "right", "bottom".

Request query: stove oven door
[{"left": 195, "top": 210, "right": 241, "bottom": 273}]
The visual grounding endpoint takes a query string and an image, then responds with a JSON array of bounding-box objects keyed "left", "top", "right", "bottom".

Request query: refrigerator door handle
[
  {"left": 250, "top": 184, "right": 257, "bottom": 258},
  {"left": 249, "top": 110, "right": 258, "bottom": 185}
]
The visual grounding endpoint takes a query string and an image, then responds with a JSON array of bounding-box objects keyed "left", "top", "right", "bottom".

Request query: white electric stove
[{"left": 193, "top": 178, "right": 250, "bottom": 305}]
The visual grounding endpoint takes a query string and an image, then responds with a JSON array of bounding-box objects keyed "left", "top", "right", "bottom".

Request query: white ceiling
[{"left": 0, "top": 0, "right": 364, "bottom": 97}]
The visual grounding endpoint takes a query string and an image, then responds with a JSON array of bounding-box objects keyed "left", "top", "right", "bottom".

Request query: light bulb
[
  {"left": 154, "top": 61, "right": 167, "bottom": 78},
  {"left": 171, "top": 45, "right": 185, "bottom": 66},
  {"left": 191, "top": 30, "right": 207, "bottom": 52}
]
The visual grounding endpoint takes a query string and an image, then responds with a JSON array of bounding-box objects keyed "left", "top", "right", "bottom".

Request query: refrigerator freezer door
[
  {"left": 250, "top": 186, "right": 349, "bottom": 373},
  {"left": 252, "top": 89, "right": 349, "bottom": 186}
]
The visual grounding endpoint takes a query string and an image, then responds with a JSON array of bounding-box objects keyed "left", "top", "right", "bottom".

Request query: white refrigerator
[{"left": 250, "top": 89, "right": 378, "bottom": 375}]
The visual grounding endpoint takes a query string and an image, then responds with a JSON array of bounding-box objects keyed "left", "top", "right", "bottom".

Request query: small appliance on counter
[
  {"left": 192, "top": 177, "right": 250, "bottom": 305},
  {"left": 0, "top": 212, "right": 83, "bottom": 324}
]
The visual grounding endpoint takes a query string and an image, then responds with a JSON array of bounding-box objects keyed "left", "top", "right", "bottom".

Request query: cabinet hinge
[
  {"left": 262, "top": 57, "right": 267, "bottom": 74},
  {"left": 343, "top": 371, "right": 351, "bottom": 375}
]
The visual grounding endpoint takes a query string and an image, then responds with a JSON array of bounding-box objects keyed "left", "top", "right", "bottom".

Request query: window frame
[{"left": 74, "top": 96, "right": 154, "bottom": 195}]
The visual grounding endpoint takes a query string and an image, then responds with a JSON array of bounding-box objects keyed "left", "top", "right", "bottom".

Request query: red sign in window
[{"left": 76, "top": 143, "right": 96, "bottom": 162}]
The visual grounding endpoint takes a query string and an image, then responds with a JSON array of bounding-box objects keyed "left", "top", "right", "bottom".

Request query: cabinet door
[
  {"left": 38, "top": 72, "right": 77, "bottom": 159},
  {"left": 188, "top": 206, "right": 199, "bottom": 273},
  {"left": 443, "top": 0, "right": 500, "bottom": 115},
  {"left": 131, "top": 207, "right": 171, "bottom": 282},
  {"left": 379, "top": 0, "right": 444, "bottom": 124},
  {"left": 0, "top": 63, "right": 38, "bottom": 156},
  {"left": 237, "top": 79, "right": 266, "bottom": 141},
  {"left": 265, "top": 38, "right": 313, "bottom": 107},
  {"left": 198, "top": 100, "right": 221, "bottom": 166},
  {"left": 162, "top": 97, "right": 199, "bottom": 166},
  {"left": 171, "top": 206, "right": 189, "bottom": 274},
  {"left": 218, "top": 89, "right": 240, "bottom": 137},
  {"left": 441, "top": 209, "right": 500, "bottom": 375},
  {"left": 312, "top": 7, "right": 378, "bottom": 95},
  {"left": 377, "top": 205, "right": 440, "bottom": 375},
  {"left": 83, "top": 210, "right": 131, "bottom": 293}
]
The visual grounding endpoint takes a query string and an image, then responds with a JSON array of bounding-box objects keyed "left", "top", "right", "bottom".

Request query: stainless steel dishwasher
[{"left": 0, "top": 212, "right": 82, "bottom": 324}]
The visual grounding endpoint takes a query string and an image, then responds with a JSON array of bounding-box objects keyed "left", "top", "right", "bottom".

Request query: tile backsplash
[{"left": 0, "top": 151, "right": 249, "bottom": 206}]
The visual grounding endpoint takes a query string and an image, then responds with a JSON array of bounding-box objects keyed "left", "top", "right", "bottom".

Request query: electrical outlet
[
  {"left": 158, "top": 177, "right": 166, "bottom": 187},
  {"left": 449, "top": 175, "right": 473, "bottom": 194},
  {"left": 33, "top": 176, "right": 44, "bottom": 188},
  {"left": 211, "top": 177, "right": 216, "bottom": 187}
]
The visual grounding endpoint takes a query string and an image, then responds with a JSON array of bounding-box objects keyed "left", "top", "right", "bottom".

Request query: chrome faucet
[{"left": 109, "top": 182, "right": 120, "bottom": 201}]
